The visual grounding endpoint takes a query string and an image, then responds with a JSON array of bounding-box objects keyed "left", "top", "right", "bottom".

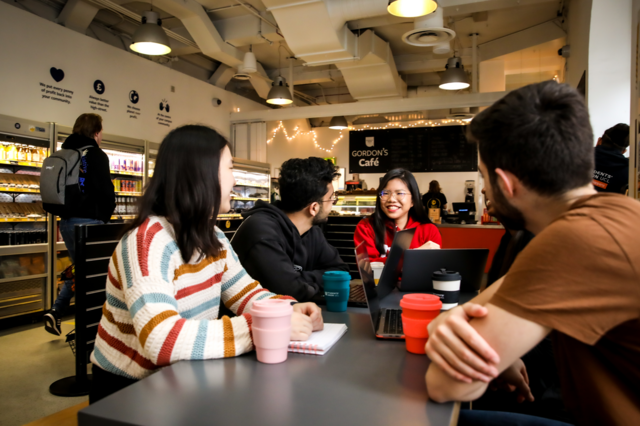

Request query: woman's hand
[
  {"left": 290, "top": 311, "right": 313, "bottom": 341},
  {"left": 417, "top": 241, "right": 441, "bottom": 250}
]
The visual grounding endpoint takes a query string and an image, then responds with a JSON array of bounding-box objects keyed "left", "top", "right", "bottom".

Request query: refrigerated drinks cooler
[{"left": 0, "top": 115, "right": 54, "bottom": 319}]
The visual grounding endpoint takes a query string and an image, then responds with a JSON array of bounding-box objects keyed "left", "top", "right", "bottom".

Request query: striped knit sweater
[{"left": 90, "top": 216, "right": 295, "bottom": 380}]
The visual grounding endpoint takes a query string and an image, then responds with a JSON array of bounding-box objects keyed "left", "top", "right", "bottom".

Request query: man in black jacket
[
  {"left": 592, "top": 123, "right": 629, "bottom": 194},
  {"left": 231, "top": 157, "right": 349, "bottom": 302},
  {"left": 44, "top": 113, "right": 115, "bottom": 335}
]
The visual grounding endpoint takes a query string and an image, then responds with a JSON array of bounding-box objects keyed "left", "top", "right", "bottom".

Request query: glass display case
[
  {"left": 226, "top": 158, "right": 270, "bottom": 218},
  {"left": 330, "top": 193, "right": 377, "bottom": 216}
]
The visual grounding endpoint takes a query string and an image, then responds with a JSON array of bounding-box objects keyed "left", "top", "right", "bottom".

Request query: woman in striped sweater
[{"left": 90, "top": 125, "right": 323, "bottom": 403}]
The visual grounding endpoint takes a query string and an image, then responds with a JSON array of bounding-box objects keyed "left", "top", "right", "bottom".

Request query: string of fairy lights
[
  {"left": 266, "top": 118, "right": 471, "bottom": 153},
  {"left": 266, "top": 121, "right": 344, "bottom": 153}
]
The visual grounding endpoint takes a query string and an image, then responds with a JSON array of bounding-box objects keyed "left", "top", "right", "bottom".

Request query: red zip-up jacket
[{"left": 354, "top": 216, "right": 442, "bottom": 264}]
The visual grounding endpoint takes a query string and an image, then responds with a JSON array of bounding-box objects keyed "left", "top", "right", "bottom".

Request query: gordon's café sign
[{"left": 349, "top": 135, "right": 391, "bottom": 173}]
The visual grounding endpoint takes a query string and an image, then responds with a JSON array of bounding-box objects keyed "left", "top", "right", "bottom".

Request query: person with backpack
[{"left": 42, "top": 113, "right": 115, "bottom": 336}]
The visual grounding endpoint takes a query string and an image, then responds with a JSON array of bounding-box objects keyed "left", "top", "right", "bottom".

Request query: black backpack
[{"left": 40, "top": 145, "right": 93, "bottom": 216}]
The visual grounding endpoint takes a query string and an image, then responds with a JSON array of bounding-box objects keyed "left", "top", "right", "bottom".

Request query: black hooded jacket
[
  {"left": 230, "top": 200, "right": 349, "bottom": 302},
  {"left": 593, "top": 145, "right": 629, "bottom": 194},
  {"left": 52, "top": 134, "right": 115, "bottom": 223}
]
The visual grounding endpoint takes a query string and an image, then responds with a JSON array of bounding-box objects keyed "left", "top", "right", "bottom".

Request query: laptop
[
  {"left": 400, "top": 249, "right": 489, "bottom": 292},
  {"left": 354, "top": 228, "right": 415, "bottom": 339}
]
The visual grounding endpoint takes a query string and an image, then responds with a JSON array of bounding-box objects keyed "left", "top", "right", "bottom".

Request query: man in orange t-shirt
[{"left": 423, "top": 81, "right": 640, "bottom": 426}]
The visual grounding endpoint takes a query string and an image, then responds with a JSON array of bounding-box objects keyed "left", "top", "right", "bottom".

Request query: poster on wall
[{"left": 349, "top": 126, "right": 478, "bottom": 174}]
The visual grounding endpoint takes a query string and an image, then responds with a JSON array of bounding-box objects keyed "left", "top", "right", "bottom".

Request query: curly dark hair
[
  {"left": 468, "top": 81, "right": 594, "bottom": 196},
  {"left": 279, "top": 157, "right": 340, "bottom": 212}
]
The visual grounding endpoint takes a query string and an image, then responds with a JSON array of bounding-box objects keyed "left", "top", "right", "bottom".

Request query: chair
[{"left": 49, "top": 223, "right": 128, "bottom": 397}]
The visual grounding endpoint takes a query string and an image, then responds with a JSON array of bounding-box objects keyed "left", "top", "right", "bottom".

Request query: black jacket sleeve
[
  {"left": 87, "top": 149, "right": 115, "bottom": 223},
  {"left": 242, "top": 239, "right": 320, "bottom": 302},
  {"left": 239, "top": 235, "right": 349, "bottom": 303}
]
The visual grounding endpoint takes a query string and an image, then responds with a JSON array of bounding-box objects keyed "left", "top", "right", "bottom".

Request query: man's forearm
[{"left": 472, "top": 276, "right": 504, "bottom": 305}]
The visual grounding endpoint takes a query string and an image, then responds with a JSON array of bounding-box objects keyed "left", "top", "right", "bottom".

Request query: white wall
[
  {"left": 266, "top": 120, "right": 483, "bottom": 207},
  {"left": 0, "top": 2, "right": 266, "bottom": 143},
  {"left": 587, "top": 0, "right": 632, "bottom": 142}
]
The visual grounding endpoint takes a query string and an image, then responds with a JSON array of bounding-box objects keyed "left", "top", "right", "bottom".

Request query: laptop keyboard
[{"left": 383, "top": 309, "right": 403, "bottom": 335}]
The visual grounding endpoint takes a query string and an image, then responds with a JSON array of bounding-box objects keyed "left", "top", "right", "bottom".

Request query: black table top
[{"left": 79, "top": 309, "right": 459, "bottom": 426}]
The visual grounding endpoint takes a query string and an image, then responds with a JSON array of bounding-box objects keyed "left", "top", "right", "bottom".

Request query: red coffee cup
[{"left": 400, "top": 294, "right": 442, "bottom": 354}]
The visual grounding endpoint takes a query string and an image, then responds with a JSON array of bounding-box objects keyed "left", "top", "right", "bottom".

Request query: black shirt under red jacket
[{"left": 354, "top": 216, "right": 442, "bottom": 264}]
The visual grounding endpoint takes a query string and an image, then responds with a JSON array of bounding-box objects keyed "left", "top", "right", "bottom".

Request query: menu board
[{"left": 349, "top": 126, "right": 477, "bottom": 173}]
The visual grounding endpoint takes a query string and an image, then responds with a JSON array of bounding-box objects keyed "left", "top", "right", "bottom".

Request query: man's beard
[
  {"left": 491, "top": 183, "right": 526, "bottom": 231},
  {"left": 312, "top": 204, "right": 329, "bottom": 225}
]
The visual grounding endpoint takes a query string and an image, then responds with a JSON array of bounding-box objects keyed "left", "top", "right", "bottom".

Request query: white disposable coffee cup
[
  {"left": 370, "top": 262, "right": 384, "bottom": 285},
  {"left": 431, "top": 268, "right": 461, "bottom": 310}
]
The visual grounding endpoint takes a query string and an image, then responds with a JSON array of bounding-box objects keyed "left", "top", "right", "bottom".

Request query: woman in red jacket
[{"left": 355, "top": 168, "right": 442, "bottom": 264}]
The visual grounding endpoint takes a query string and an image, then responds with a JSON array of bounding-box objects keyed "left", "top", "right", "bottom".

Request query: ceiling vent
[
  {"left": 402, "top": 7, "right": 455, "bottom": 47},
  {"left": 233, "top": 50, "right": 257, "bottom": 80},
  {"left": 233, "top": 71, "right": 251, "bottom": 81},
  {"left": 448, "top": 107, "right": 474, "bottom": 119}
]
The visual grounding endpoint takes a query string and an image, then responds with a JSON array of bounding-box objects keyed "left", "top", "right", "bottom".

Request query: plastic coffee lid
[
  {"left": 250, "top": 299, "right": 293, "bottom": 317},
  {"left": 323, "top": 270, "right": 351, "bottom": 279},
  {"left": 431, "top": 268, "right": 461, "bottom": 281},
  {"left": 400, "top": 293, "right": 442, "bottom": 310}
]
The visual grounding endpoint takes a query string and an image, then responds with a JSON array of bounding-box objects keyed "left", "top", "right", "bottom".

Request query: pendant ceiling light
[
  {"left": 388, "top": 0, "right": 438, "bottom": 18},
  {"left": 439, "top": 56, "right": 470, "bottom": 90},
  {"left": 329, "top": 116, "right": 348, "bottom": 130},
  {"left": 130, "top": 11, "right": 171, "bottom": 56},
  {"left": 267, "top": 46, "right": 293, "bottom": 105},
  {"left": 267, "top": 76, "right": 293, "bottom": 105}
]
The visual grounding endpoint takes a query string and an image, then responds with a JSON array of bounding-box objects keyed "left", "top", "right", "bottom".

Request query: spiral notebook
[{"left": 288, "top": 323, "right": 348, "bottom": 355}]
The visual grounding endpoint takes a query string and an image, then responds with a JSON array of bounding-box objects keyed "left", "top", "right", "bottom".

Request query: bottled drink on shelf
[{"left": 6, "top": 144, "right": 17, "bottom": 161}]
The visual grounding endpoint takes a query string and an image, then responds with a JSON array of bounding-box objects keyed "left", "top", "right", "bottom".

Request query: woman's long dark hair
[
  {"left": 371, "top": 168, "right": 431, "bottom": 255},
  {"left": 127, "top": 125, "right": 229, "bottom": 263}
]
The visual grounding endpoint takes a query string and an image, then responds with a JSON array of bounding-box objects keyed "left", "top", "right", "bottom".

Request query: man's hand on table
[
  {"left": 489, "top": 359, "right": 534, "bottom": 403},
  {"left": 290, "top": 302, "right": 324, "bottom": 341},
  {"left": 425, "top": 303, "right": 500, "bottom": 383}
]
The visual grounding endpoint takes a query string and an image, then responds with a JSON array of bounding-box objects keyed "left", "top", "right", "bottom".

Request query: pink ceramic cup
[{"left": 250, "top": 300, "right": 293, "bottom": 364}]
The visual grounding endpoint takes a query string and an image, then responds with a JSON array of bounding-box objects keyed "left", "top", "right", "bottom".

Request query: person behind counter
[
  {"left": 89, "top": 125, "right": 323, "bottom": 404},
  {"left": 354, "top": 168, "right": 441, "bottom": 264},
  {"left": 230, "top": 157, "right": 349, "bottom": 302},
  {"left": 422, "top": 180, "right": 448, "bottom": 212}
]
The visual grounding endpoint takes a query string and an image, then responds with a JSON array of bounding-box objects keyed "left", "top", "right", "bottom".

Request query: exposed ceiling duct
[
  {"left": 336, "top": 30, "right": 407, "bottom": 100},
  {"left": 262, "top": 0, "right": 407, "bottom": 100},
  {"left": 128, "top": 0, "right": 273, "bottom": 99},
  {"left": 401, "top": 6, "right": 455, "bottom": 47}
]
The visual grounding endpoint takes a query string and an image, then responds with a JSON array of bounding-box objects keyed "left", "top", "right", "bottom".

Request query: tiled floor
[{"left": 0, "top": 316, "right": 87, "bottom": 426}]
